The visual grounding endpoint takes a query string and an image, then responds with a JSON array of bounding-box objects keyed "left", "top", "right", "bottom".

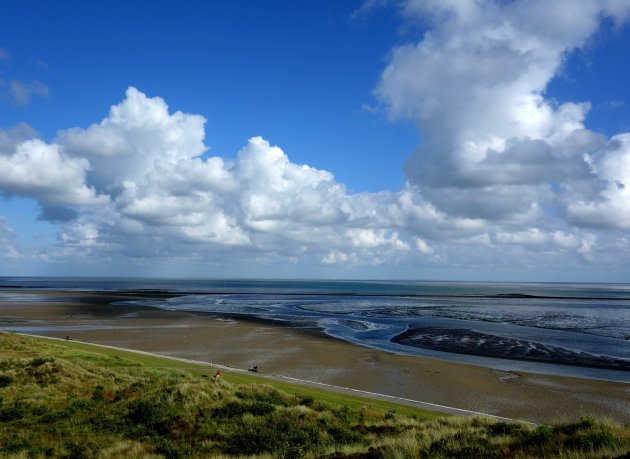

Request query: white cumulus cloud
[
  {"left": 567, "top": 134, "right": 630, "bottom": 229},
  {"left": 377, "top": 0, "right": 630, "bottom": 224},
  {"left": 0, "top": 138, "right": 104, "bottom": 205},
  {"left": 59, "top": 87, "right": 207, "bottom": 193}
]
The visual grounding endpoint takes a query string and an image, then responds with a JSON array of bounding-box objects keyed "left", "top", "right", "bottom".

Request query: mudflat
[{"left": 1, "top": 290, "right": 629, "bottom": 424}]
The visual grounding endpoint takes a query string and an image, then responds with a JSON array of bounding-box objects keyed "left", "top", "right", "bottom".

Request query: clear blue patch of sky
[
  {"left": 546, "top": 19, "right": 630, "bottom": 137},
  {"left": 0, "top": 197, "right": 56, "bottom": 248}
]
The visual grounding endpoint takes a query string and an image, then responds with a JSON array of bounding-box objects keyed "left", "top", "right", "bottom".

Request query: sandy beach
[{"left": 1, "top": 290, "right": 629, "bottom": 424}]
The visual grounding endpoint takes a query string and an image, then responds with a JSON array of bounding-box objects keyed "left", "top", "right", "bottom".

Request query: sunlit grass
[{"left": 1, "top": 331, "right": 629, "bottom": 458}]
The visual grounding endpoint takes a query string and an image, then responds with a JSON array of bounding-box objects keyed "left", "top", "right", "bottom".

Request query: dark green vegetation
[{"left": 0, "top": 332, "right": 629, "bottom": 458}]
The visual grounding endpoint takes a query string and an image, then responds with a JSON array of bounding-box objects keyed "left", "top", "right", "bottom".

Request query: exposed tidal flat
[{"left": 1, "top": 278, "right": 630, "bottom": 425}]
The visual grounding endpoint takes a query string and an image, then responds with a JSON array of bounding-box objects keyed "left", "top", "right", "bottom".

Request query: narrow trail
[{"left": 22, "top": 333, "right": 530, "bottom": 424}]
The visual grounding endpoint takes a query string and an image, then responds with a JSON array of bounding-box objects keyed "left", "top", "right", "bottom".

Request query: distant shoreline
[{"left": 1, "top": 288, "right": 630, "bottom": 424}]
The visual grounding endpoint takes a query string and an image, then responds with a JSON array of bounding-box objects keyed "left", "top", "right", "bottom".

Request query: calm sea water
[{"left": 2, "top": 277, "right": 630, "bottom": 381}]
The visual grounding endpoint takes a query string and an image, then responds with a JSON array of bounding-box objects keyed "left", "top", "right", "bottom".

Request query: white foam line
[{"left": 18, "top": 333, "right": 532, "bottom": 424}]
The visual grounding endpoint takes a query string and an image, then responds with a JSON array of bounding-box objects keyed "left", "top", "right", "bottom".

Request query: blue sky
[{"left": 1, "top": 0, "right": 630, "bottom": 281}]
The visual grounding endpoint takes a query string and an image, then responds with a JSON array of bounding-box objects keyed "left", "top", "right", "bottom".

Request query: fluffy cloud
[
  {"left": 59, "top": 87, "right": 207, "bottom": 193},
  {"left": 0, "top": 83, "right": 628, "bottom": 276},
  {"left": 567, "top": 134, "right": 630, "bottom": 229},
  {"left": 0, "top": 123, "right": 37, "bottom": 152},
  {"left": 377, "top": 0, "right": 630, "bottom": 223},
  {"left": 496, "top": 228, "right": 548, "bottom": 246},
  {"left": 0, "top": 138, "right": 104, "bottom": 205},
  {"left": 0, "top": 89, "right": 420, "bottom": 265},
  {"left": 53, "top": 88, "right": 487, "bottom": 266}
]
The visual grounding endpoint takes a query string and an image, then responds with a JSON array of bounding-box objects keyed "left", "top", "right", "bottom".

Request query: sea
[{"left": 2, "top": 277, "right": 630, "bottom": 382}]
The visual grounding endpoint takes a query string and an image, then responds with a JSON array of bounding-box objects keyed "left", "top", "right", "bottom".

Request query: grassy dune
[{"left": 0, "top": 332, "right": 629, "bottom": 458}]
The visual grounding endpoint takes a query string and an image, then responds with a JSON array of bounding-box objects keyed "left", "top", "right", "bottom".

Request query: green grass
[
  {"left": 1, "top": 331, "right": 629, "bottom": 458},
  {"left": 22, "top": 335, "right": 444, "bottom": 420}
]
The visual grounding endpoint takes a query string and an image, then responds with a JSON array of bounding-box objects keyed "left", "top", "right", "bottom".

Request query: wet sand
[{"left": 1, "top": 290, "right": 629, "bottom": 424}]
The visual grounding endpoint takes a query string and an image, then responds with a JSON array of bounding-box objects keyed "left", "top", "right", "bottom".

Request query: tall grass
[{"left": 1, "top": 332, "right": 629, "bottom": 458}]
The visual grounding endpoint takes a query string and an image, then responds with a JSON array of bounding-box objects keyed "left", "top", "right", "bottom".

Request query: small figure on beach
[
  {"left": 248, "top": 364, "right": 258, "bottom": 373},
  {"left": 65, "top": 336, "right": 70, "bottom": 341}
]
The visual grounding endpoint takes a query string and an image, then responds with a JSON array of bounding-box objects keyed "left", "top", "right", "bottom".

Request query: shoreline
[
  {"left": 1, "top": 289, "right": 630, "bottom": 424},
  {"left": 18, "top": 332, "right": 522, "bottom": 423},
  {"left": 10, "top": 294, "right": 630, "bottom": 383}
]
